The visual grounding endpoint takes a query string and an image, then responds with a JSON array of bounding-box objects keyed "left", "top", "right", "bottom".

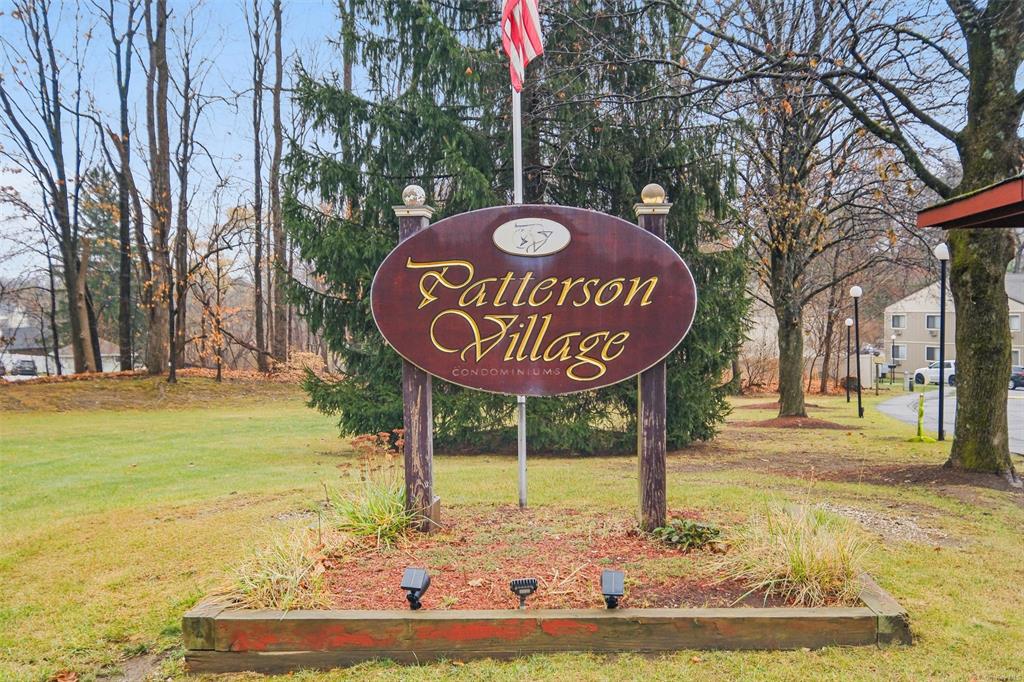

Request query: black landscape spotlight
[
  {"left": 510, "top": 578, "right": 538, "bottom": 609},
  {"left": 401, "top": 567, "right": 430, "bottom": 610},
  {"left": 601, "top": 569, "right": 625, "bottom": 609}
]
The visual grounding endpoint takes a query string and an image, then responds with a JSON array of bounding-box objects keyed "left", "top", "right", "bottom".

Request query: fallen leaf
[{"left": 468, "top": 578, "right": 484, "bottom": 587}]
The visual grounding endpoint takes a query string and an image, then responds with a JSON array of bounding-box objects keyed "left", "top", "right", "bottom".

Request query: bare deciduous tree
[{"left": 0, "top": 0, "right": 98, "bottom": 372}]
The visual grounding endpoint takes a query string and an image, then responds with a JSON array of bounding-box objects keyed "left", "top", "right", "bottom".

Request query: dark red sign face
[{"left": 371, "top": 205, "right": 697, "bottom": 396}]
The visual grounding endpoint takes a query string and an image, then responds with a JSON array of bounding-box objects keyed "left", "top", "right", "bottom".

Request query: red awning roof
[{"left": 916, "top": 176, "right": 1024, "bottom": 229}]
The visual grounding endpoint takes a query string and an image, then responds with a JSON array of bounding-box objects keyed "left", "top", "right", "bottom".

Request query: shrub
[
  {"left": 230, "top": 530, "right": 330, "bottom": 610},
  {"left": 718, "top": 504, "right": 868, "bottom": 606},
  {"left": 653, "top": 518, "right": 722, "bottom": 551},
  {"left": 330, "top": 430, "right": 419, "bottom": 547}
]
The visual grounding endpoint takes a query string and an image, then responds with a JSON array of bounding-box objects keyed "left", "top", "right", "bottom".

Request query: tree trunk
[
  {"left": 269, "top": 0, "right": 287, "bottom": 362},
  {"left": 144, "top": 0, "right": 172, "bottom": 375},
  {"left": 251, "top": 0, "right": 269, "bottom": 372},
  {"left": 726, "top": 356, "right": 742, "bottom": 395},
  {"left": 818, "top": 283, "right": 839, "bottom": 394},
  {"left": 45, "top": 244, "right": 62, "bottom": 375},
  {"left": 775, "top": 302, "right": 806, "bottom": 417},
  {"left": 944, "top": 5, "right": 1021, "bottom": 483},
  {"left": 73, "top": 239, "right": 98, "bottom": 372},
  {"left": 85, "top": 284, "right": 103, "bottom": 371},
  {"left": 116, "top": 165, "right": 133, "bottom": 370}
]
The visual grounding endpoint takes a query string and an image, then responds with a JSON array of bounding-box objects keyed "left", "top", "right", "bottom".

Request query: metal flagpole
[{"left": 512, "top": 86, "right": 527, "bottom": 509}]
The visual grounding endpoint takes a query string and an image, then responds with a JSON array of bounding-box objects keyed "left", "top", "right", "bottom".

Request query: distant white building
[
  {"left": 56, "top": 338, "right": 123, "bottom": 374},
  {"left": 883, "top": 273, "right": 1024, "bottom": 374}
]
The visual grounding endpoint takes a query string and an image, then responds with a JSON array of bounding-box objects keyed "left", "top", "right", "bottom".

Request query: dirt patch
[
  {"left": 322, "top": 506, "right": 785, "bottom": 611},
  {"left": 734, "top": 416, "right": 850, "bottom": 430},
  {"left": 97, "top": 652, "right": 164, "bottom": 682},
  {"left": 816, "top": 463, "right": 1024, "bottom": 507},
  {"left": 0, "top": 373, "right": 306, "bottom": 412},
  {"left": 735, "top": 401, "right": 826, "bottom": 410}
]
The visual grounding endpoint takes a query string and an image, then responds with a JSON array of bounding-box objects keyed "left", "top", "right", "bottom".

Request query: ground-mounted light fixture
[
  {"left": 401, "top": 567, "right": 430, "bottom": 610},
  {"left": 510, "top": 578, "right": 538, "bottom": 609},
  {"left": 601, "top": 569, "right": 624, "bottom": 609}
]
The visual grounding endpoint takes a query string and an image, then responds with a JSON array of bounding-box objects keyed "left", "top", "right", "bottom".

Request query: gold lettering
[
  {"left": 594, "top": 278, "right": 625, "bottom": 306},
  {"left": 406, "top": 258, "right": 475, "bottom": 309},
  {"left": 468, "top": 314, "right": 519, "bottom": 361},
  {"left": 571, "top": 278, "right": 601, "bottom": 307},
  {"left": 492, "top": 272, "right": 516, "bottom": 307},
  {"left": 543, "top": 332, "right": 580, "bottom": 361},
  {"left": 624, "top": 277, "right": 658, "bottom": 306},
  {"left": 458, "top": 277, "right": 498, "bottom": 307},
  {"left": 601, "top": 331, "right": 630, "bottom": 361},
  {"left": 567, "top": 332, "right": 610, "bottom": 381},
  {"left": 529, "top": 314, "right": 553, "bottom": 360},
  {"left": 511, "top": 272, "right": 535, "bottom": 307},
  {"left": 515, "top": 314, "right": 539, "bottom": 360},
  {"left": 528, "top": 277, "right": 558, "bottom": 306},
  {"left": 556, "top": 277, "right": 585, "bottom": 305}
]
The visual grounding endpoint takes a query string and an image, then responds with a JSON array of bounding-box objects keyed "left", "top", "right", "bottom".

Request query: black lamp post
[
  {"left": 890, "top": 334, "right": 898, "bottom": 386},
  {"left": 850, "top": 285, "right": 864, "bottom": 418},
  {"left": 845, "top": 317, "right": 853, "bottom": 403},
  {"left": 934, "top": 242, "right": 949, "bottom": 441}
]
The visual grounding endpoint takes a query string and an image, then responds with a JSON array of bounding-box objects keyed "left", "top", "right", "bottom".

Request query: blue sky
[{"left": 0, "top": 0, "right": 345, "bottom": 277}]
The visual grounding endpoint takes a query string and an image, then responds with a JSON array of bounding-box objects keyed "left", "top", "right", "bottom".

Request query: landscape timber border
[{"left": 182, "top": 574, "right": 910, "bottom": 674}]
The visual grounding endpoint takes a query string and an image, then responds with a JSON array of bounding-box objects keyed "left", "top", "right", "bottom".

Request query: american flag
[{"left": 501, "top": 0, "right": 544, "bottom": 92}]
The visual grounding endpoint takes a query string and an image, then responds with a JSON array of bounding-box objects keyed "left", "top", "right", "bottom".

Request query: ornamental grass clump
[
  {"left": 230, "top": 530, "right": 330, "bottom": 610},
  {"left": 331, "top": 430, "right": 419, "bottom": 548},
  {"left": 719, "top": 504, "right": 869, "bottom": 607}
]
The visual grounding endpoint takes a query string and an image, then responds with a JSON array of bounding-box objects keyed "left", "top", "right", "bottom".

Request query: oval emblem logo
[
  {"left": 371, "top": 204, "right": 697, "bottom": 396},
  {"left": 492, "top": 217, "right": 570, "bottom": 256}
]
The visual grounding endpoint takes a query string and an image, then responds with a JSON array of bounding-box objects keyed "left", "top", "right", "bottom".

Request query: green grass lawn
[{"left": 2, "top": 377, "right": 1023, "bottom": 681}]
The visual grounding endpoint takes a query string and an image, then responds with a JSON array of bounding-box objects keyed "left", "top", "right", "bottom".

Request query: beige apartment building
[{"left": 883, "top": 274, "right": 1024, "bottom": 377}]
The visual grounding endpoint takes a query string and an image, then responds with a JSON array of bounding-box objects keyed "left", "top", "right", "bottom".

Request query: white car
[{"left": 913, "top": 360, "right": 956, "bottom": 386}]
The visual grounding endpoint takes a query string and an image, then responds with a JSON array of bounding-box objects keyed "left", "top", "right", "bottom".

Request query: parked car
[
  {"left": 1011, "top": 365, "right": 1024, "bottom": 390},
  {"left": 11, "top": 359, "right": 38, "bottom": 376},
  {"left": 913, "top": 360, "right": 956, "bottom": 386}
]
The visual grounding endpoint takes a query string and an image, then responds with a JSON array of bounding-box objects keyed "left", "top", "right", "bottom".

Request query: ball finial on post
[
  {"left": 402, "top": 184, "right": 426, "bottom": 207},
  {"left": 640, "top": 183, "right": 667, "bottom": 205}
]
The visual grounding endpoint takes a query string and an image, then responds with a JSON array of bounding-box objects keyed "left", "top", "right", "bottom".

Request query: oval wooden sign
[{"left": 371, "top": 205, "right": 697, "bottom": 396}]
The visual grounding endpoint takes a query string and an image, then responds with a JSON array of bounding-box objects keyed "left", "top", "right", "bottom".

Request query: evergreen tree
[
  {"left": 79, "top": 169, "right": 147, "bottom": 359},
  {"left": 285, "top": 0, "right": 747, "bottom": 453}
]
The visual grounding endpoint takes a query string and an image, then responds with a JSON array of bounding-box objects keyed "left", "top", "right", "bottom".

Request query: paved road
[{"left": 878, "top": 389, "right": 1024, "bottom": 455}]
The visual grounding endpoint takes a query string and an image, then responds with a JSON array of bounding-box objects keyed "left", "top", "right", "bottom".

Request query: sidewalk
[{"left": 877, "top": 389, "right": 1023, "bottom": 455}]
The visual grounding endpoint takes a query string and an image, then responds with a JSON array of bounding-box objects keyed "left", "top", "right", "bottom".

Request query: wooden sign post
[
  {"left": 394, "top": 186, "right": 440, "bottom": 532},
  {"left": 634, "top": 184, "right": 671, "bottom": 532}
]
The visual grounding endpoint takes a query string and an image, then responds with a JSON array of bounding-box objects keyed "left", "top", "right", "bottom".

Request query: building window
[
  {"left": 1013, "top": 349, "right": 1022, "bottom": 366},
  {"left": 891, "top": 314, "right": 906, "bottom": 330},
  {"left": 925, "top": 314, "right": 941, "bottom": 330},
  {"left": 891, "top": 344, "right": 906, "bottom": 361},
  {"left": 926, "top": 346, "right": 939, "bottom": 362},
  {"left": 1011, "top": 315, "right": 1021, "bottom": 332}
]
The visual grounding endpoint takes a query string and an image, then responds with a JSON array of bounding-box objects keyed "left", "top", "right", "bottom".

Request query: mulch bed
[
  {"left": 321, "top": 506, "right": 785, "bottom": 611},
  {"left": 734, "top": 416, "right": 850, "bottom": 430},
  {"left": 735, "top": 401, "right": 826, "bottom": 410}
]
